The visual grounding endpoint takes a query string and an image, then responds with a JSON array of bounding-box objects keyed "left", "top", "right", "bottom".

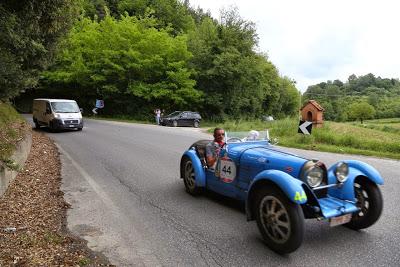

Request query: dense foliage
[
  {"left": 20, "top": 0, "right": 300, "bottom": 120},
  {"left": 0, "top": 0, "right": 79, "bottom": 100},
  {"left": 303, "top": 73, "right": 400, "bottom": 122}
]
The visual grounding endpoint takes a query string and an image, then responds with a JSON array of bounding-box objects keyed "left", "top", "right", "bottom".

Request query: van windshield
[{"left": 51, "top": 102, "right": 80, "bottom": 113}]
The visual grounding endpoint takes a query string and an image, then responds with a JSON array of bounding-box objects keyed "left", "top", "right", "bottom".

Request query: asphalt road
[{"left": 26, "top": 117, "right": 400, "bottom": 266}]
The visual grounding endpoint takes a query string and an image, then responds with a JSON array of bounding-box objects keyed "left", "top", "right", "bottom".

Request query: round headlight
[
  {"left": 306, "top": 165, "right": 324, "bottom": 188},
  {"left": 335, "top": 162, "right": 349, "bottom": 183}
]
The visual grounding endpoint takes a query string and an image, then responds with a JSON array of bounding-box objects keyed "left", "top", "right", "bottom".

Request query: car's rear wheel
[
  {"left": 255, "top": 186, "right": 304, "bottom": 254},
  {"left": 193, "top": 120, "right": 199, "bottom": 128},
  {"left": 344, "top": 178, "right": 383, "bottom": 230},
  {"left": 183, "top": 158, "right": 201, "bottom": 195},
  {"left": 172, "top": 120, "right": 178, "bottom": 127}
]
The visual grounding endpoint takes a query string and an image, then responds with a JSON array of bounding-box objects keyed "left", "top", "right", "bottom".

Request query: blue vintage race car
[{"left": 180, "top": 131, "right": 383, "bottom": 254}]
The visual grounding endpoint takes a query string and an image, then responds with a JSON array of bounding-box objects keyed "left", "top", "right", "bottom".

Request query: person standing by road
[
  {"left": 206, "top": 128, "right": 226, "bottom": 168},
  {"left": 154, "top": 108, "right": 161, "bottom": 125}
]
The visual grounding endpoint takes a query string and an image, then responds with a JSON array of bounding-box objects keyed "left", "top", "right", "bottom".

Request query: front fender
[
  {"left": 245, "top": 170, "right": 307, "bottom": 221},
  {"left": 181, "top": 150, "right": 206, "bottom": 187},
  {"left": 328, "top": 160, "right": 384, "bottom": 200},
  {"left": 249, "top": 170, "right": 308, "bottom": 204}
]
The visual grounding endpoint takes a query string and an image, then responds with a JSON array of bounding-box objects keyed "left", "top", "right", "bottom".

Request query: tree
[
  {"left": 42, "top": 14, "right": 201, "bottom": 115},
  {"left": 347, "top": 102, "right": 376, "bottom": 123},
  {"left": 0, "top": 0, "right": 79, "bottom": 100}
]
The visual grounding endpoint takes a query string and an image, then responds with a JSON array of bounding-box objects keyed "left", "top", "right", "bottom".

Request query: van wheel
[
  {"left": 33, "top": 118, "right": 40, "bottom": 129},
  {"left": 49, "top": 122, "right": 56, "bottom": 132}
]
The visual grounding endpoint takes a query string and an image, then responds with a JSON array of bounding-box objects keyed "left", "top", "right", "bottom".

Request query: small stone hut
[{"left": 300, "top": 100, "right": 324, "bottom": 127}]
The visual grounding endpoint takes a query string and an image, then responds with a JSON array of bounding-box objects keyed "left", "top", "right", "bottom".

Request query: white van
[{"left": 32, "top": 99, "right": 83, "bottom": 131}]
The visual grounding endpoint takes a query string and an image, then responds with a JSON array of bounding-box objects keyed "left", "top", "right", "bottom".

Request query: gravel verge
[{"left": 0, "top": 130, "right": 113, "bottom": 266}]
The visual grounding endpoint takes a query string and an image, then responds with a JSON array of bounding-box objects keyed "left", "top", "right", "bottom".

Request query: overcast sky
[{"left": 188, "top": 0, "right": 400, "bottom": 92}]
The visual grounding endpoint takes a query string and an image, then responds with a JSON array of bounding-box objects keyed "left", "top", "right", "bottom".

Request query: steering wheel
[{"left": 227, "top": 137, "right": 242, "bottom": 143}]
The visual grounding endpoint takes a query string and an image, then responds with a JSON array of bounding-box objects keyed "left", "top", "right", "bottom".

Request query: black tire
[
  {"left": 182, "top": 158, "right": 201, "bottom": 195},
  {"left": 49, "top": 122, "right": 55, "bottom": 132},
  {"left": 193, "top": 120, "right": 199, "bottom": 128},
  {"left": 33, "top": 118, "right": 40, "bottom": 129},
  {"left": 255, "top": 186, "right": 305, "bottom": 254},
  {"left": 344, "top": 178, "right": 383, "bottom": 230},
  {"left": 77, "top": 127, "right": 83, "bottom": 131},
  {"left": 172, "top": 120, "right": 178, "bottom": 127}
]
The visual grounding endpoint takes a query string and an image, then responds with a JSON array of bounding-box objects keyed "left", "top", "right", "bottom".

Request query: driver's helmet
[{"left": 246, "top": 130, "right": 260, "bottom": 141}]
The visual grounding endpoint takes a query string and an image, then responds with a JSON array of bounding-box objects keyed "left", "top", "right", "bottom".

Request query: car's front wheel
[
  {"left": 182, "top": 158, "right": 201, "bottom": 195},
  {"left": 172, "top": 120, "right": 178, "bottom": 127},
  {"left": 345, "top": 178, "right": 383, "bottom": 230},
  {"left": 193, "top": 120, "right": 199, "bottom": 128},
  {"left": 255, "top": 186, "right": 304, "bottom": 254}
]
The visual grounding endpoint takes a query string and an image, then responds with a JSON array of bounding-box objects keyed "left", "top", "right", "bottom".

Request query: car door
[
  {"left": 44, "top": 102, "right": 53, "bottom": 125},
  {"left": 206, "top": 147, "right": 240, "bottom": 198},
  {"left": 179, "top": 112, "right": 190, "bottom": 126}
]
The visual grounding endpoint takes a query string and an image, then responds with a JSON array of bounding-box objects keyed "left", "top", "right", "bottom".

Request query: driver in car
[{"left": 206, "top": 128, "right": 226, "bottom": 169}]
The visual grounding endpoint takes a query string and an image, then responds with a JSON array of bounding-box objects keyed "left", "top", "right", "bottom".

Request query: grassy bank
[
  {"left": 0, "top": 102, "right": 30, "bottom": 167},
  {"left": 206, "top": 118, "right": 400, "bottom": 160}
]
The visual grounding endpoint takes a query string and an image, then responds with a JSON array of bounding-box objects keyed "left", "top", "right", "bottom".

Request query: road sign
[
  {"left": 96, "top": 99, "right": 104, "bottom": 108},
  {"left": 298, "top": 120, "right": 312, "bottom": 135}
]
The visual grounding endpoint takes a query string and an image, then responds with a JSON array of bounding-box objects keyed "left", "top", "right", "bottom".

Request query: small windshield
[
  {"left": 51, "top": 102, "right": 80, "bottom": 113},
  {"left": 167, "top": 111, "right": 181, "bottom": 117},
  {"left": 226, "top": 130, "right": 270, "bottom": 143}
]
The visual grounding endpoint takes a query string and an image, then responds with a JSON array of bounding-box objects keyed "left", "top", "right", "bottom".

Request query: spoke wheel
[
  {"left": 255, "top": 186, "right": 304, "bottom": 254},
  {"left": 259, "top": 196, "right": 291, "bottom": 244},
  {"left": 193, "top": 121, "right": 199, "bottom": 128},
  {"left": 345, "top": 178, "right": 383, "bottom": 230},
  {"left": 183, "top": 159, "right": 201, "bottom": 195}
]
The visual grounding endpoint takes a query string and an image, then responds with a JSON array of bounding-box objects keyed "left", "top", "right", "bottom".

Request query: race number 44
[{"left": 219, "top": 159, "right": 236, "bottom": 183}]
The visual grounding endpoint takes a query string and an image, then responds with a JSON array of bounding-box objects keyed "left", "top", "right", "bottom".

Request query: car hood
[
  {"left": 227, "top": 143, "right": 309, "bottom": 177},
  {"left": 55, "top": 112, "right": 82, "bottom": 119}
]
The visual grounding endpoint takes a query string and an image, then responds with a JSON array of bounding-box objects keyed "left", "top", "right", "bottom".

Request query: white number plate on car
[{"left": 329, "top": 214, "right": 352, "bottom": 227}]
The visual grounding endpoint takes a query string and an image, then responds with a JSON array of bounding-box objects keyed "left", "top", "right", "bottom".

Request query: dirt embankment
[{"left": 0, "top": 131, "right": 112, "bottom": 266}]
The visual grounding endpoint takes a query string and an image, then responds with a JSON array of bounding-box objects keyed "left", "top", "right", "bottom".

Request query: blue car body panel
[
  {"left": 182, "top": 139, "right": 384, "bottom": 221},
  {"left": 318, "top": 197, "right": 359, "bottom": 218},
  {"left": 250, "top": 170, "right": 308, "bottom": 204}
]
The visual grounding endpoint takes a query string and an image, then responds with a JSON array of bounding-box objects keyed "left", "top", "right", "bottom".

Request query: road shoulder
[{"left": 0, "top": 130, "right": 112, "bottom": 266}]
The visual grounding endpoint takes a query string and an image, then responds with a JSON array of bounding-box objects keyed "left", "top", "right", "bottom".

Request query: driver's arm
[
  {"left": 206, "top": 144, "right": 217, "bottom": 168},
  {"left": 206, "top": 155, "right": 216, "bottom": 167}
]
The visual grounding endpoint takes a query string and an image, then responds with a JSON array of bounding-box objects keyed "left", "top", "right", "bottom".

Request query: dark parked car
[{"left": 161, "top": 111, "right": 201, "bottom": 127}]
